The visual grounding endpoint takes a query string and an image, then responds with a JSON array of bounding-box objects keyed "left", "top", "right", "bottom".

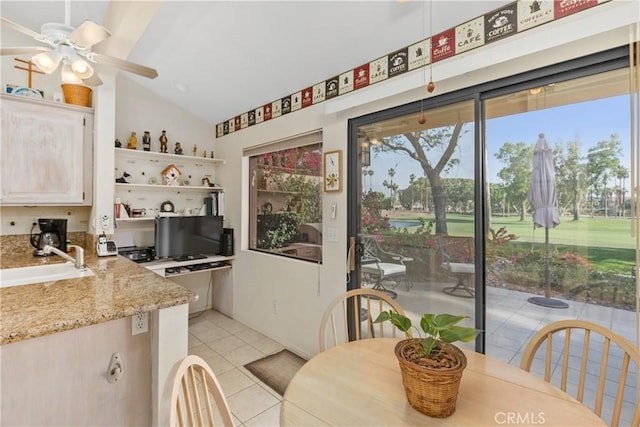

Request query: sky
[{"left": 366, "top": 94, "right": 631, "bottom": 193}]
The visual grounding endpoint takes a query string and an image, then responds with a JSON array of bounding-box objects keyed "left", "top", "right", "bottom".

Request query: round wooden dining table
[{"left": 281, "top": 338, "right": 605, "bottom": 426}]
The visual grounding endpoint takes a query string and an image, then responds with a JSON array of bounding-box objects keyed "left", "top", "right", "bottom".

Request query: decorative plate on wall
[{"left": 13, "top": 86, "right": 44, "bottom": 99}]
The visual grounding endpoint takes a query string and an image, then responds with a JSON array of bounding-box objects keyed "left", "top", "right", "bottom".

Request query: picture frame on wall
[{"left": 323, "top": 150, "right": 342, "bottom": 192}]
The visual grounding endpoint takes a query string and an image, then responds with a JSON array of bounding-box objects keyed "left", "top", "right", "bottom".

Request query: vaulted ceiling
[{"left": 1, "top": 1, "right": 509, "bottom": 126}]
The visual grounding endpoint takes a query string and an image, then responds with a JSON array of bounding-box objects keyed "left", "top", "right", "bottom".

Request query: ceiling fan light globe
[
  {"left": 61, "top": 63, "right": 82, "bottom": 84},
  {"left": 32, "top": 51, "right": 61, "bottom": 74},
  {"left": 71, "top": 58, "right": 94, "bottom": 79}
]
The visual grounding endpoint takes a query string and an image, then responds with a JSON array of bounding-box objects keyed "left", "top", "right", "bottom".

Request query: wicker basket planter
[
  {"left": 394, "top": 339, "right": 467, "bottom": 418},
  {"left": 61, "top": 84, "right": 92, "bottom": 107}
]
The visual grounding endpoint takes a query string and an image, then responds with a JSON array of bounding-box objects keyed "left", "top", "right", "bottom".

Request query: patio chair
[
  {"left": 359, "top": 234, "right": 410, "bottom": 298},
  {"left": 319, "top": 288, "right": 407, "bottom": 351},
  {"left": 438, "top": 235, "right": 475, "bottom": 298},
  {"left": 520, "top": 319, "right": 640, "bottom": 427}
]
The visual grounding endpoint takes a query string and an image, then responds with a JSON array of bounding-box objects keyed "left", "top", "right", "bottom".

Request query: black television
[{"left": 154, "top": 215, "right": 223, "bottom": 260}]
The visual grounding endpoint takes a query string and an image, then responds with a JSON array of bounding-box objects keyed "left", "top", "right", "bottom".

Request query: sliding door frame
[{"left": 347, "top": 45, "right": 630, "bottom": 352}]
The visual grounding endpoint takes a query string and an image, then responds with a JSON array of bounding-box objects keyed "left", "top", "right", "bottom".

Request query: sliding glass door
[
  {"left": 349, "top": 99, "right": 479, "bottom": 351},
  {"left": 348, "top": 55, "right": 635, "bottom": 340},
  {"left": 482, "top": 67, "right": 636, "bottom": 424},
  {"left": 347, "top": 47, "right": 637, "bottom": 425},
  {"left": 483, "top": 68, "right": 635, "bottom": 360}
]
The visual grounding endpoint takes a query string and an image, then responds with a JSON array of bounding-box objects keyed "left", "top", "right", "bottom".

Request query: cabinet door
[{"left": 1, "top": 99, "right": 85, "bottom": 204}]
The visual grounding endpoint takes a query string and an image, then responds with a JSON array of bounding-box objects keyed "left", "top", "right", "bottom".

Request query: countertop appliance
[
  {"left": 30, "top": 218, "right": 67, "bottom": 257},
  {"left": 118, "top": 246, "right": 154, "bottom": 263},
  {"left": 97, "top": 233, "right": 118, "bottom": 257}
]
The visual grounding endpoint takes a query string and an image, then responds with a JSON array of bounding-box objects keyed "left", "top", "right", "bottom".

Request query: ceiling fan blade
[
  {"left": 68, "top": 20, "right": 111, "bottom": 49},
  {"left": 1, "top": 17, "right": 42, "bottom": 40},
  {"left": 90, "top": 52, "right": 158, "bottom": 79},
  {"left": 82, "top": 73, "right": 103, "bottom": 87},
  {"left": 0, "top": 46, "right": 49, "bottom": 56}
]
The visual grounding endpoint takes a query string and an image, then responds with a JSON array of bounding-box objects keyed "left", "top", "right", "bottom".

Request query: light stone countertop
[{"left": 0, "top": 251, "right": 197, "bottom": 345}]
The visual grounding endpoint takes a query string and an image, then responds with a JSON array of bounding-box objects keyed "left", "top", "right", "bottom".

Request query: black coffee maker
[{"left": 30, "top": 218, "right": 67, "bottom": 257}]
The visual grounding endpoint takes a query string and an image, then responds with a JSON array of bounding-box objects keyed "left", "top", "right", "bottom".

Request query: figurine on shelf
[
  {"left": 203, "top": 150, "right": 207, "bottom": 158},
  {"left": 161, "top": 164, "right": 182, "bottom": 186},
  {"left": 115, "top": 171, "right": 131, "bottom": 183},
  {"left": 142, "top": 131, "right": 151, "bottom": 151},
  {"left": 128, "top": 131, "right": 137, "bottom": 149},
  {"left": 115, "top": 138, "right": 122, "bottom": 148},
  {"left": 211, "top": 150, "right": 215, "bottom": 159},
  {"left": 174, "top": 142, "right": 183, "bottom": 155},
  {"left": 159, "top": 130, "right": 168, "bottom": 153},
  {"left": 202, "top": 177, "right": 215, "bottom": 187},
  {"left": 192, "top": 144, "right": 197, "bottom": 156}
]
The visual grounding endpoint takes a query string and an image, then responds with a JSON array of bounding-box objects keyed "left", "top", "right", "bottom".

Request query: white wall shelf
[
  {"left": 115, "top": 148, "right": 225, "bottom": 165},
  {"left": 114, "top": 146, "right": 225, "bottom": 246},
  {"left": 115, "top": 183, "right": 223, "bottom": 192},
  {"left": 164, "top": 264, "right": 232, "bottom": 278}
]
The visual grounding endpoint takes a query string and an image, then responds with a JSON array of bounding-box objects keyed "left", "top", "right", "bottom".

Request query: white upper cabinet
[{"left": 0, "top": 94, "right": 93, "bottom": 205}]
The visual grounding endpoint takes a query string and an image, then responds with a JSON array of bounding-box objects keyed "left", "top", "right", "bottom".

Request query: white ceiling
[{"left": 1, "top": 1, "right": 509, "bottom": 126}]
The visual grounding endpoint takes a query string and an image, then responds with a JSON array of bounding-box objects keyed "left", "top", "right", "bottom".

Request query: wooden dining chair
[
  {"left": 520, "top": 319, "right": 639, "bottom": 427},
  {"left": 319, "top": 288, "right": 408, "bottom": 352},
  {"left": 170, "top": 355, "right": 235, "bottom": 427}
]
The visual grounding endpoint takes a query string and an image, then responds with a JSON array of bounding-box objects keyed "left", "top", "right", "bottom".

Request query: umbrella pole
[
  {"left": 528, "top": 226, "right": 568, "bottom": 308},
  {"left": 545, "top": 227, "right": 550, "bottom": 299}
]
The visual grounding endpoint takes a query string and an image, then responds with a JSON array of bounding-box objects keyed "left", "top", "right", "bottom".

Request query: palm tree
[
  {"left": 616, "top": 166, "right": 629, "bottom": 217},
  {"left": 388, "top": 168, "right": 396, "bottom": 210}
]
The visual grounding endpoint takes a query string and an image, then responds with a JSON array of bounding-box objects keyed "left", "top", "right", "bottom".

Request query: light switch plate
[{"left": 327, "top": 227, "right": 339, "bottom": 242}]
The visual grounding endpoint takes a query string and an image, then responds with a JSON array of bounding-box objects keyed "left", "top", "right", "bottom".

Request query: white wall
[
  {"left": 114, "top": 76, "right": 215, "bottom": 157},
  {"left": 215, "top": 1, "right": 639, "bottom": 359},
  {"left": 1, "top": 316, "right": 151, "bottom": 426},
  {"left": 0, "top": 206, "right": 91, "bottom": 235}
]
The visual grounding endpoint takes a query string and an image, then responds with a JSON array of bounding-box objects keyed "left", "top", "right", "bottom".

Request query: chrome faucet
[{"left": 43, "top": 244, "right": 85, "bottom": 269}]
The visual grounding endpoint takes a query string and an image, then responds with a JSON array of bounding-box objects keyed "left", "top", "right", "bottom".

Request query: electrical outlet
[
  {"left": 100, "top": 214, "right": 110, "bottom": 231},
  {"left": 131, "top": 312, "right": 148, "bottom": 335}
]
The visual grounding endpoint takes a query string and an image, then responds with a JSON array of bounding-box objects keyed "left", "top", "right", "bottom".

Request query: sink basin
[{"left": 0, "top": 262, "right": 94, "bottom": 288}]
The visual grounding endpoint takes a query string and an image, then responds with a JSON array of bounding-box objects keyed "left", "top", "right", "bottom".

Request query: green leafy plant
[
  {"left": 256, "top": 212, "right": 301, "bottom": 249},
  {"left": 374, "top": 311, "right": 476, "bottom": 361}
]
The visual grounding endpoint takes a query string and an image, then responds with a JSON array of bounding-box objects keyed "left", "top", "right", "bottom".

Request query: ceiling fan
[{"left": 0, "top": 6, "right": 157, "bottom": 87}]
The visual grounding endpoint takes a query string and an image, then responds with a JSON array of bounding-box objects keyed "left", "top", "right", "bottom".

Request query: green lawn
[
  {"left": 388, "top": 213, "right": 636, "bottom": 273},
  {"left": 390, "top": 213, "right": 635, "bottom": 249}
]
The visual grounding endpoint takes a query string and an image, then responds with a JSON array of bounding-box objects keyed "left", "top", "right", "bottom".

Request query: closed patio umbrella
[{"left": 527, "top": 133, "right": 567, "bottom": 309}]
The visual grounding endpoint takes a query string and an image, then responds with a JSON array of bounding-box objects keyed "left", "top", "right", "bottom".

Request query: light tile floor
[
  {"left": 189, "top": 286, "right": 638, "bottom": 426},
  {"left": 188, "top": 310, "right": 285, "bottom": 427}
]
